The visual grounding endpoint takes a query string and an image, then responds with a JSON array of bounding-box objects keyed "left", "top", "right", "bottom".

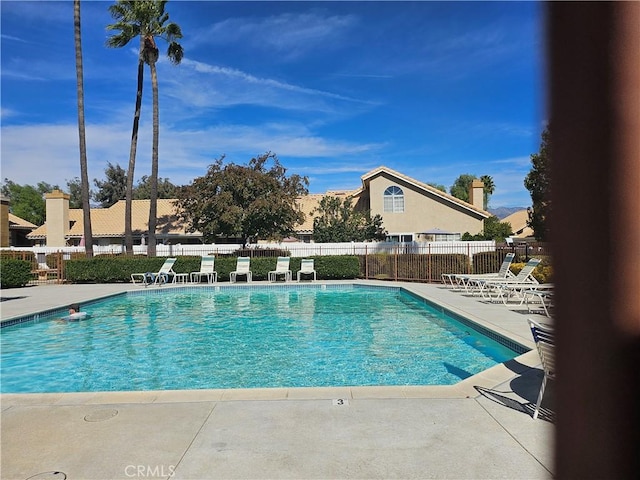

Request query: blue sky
[{"left": 1, "top": 1, "right": 544, "bottom": 208}]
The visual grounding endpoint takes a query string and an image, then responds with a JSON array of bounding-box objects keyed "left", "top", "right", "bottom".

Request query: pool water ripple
[{"left": 1, "top": 286, "right": 518, "bottom": 393}]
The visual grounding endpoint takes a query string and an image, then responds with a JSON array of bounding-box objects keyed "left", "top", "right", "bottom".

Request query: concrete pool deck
[{"left": 1, "top": 281, "right": 554, "bottom": 479}]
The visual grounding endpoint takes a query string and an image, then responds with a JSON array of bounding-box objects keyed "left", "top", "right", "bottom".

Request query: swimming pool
[{"left": 0, "top": 285, "right": 523, "bottom": 393}]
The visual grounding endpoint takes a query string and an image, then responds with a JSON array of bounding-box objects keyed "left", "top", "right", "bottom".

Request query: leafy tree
[
  {"left": 107, "top": 0, "right": 183, "bottom": 256},
  {"left": 461, "top": 216, "right": 513, "bottom": 242},
  {"left": 449, "top": 174, "right": 476, "bottom": 203},
  {"left": 177, "top": 153, "right": 309, "bottom": 245},
  {"left": 450, "top": 174, "right": 495, "bottom": 209},
  {"left": 427, "top": 183, "right": 447, "bottom": 192},
  {"left": 312, "top": 196, "right": 386, "bottom": 243},
  {"left": 93, "top": 162, "right": 126, "bottom": 207},
  {"left": 483, "top": 215, "right": 512, "bottom": 241},
  {"left": 1, "top": 180, "right": 59, "bottom": 225},
  {"left": 524, "top": 127, "right": 551, "bottom": 241},
  {"left": 66, "top": 177, "right": 84, "bottom": 209},
  {"left": 134, "top": 175, "right": 178, "bottom": 199},
  {"left": 74, "top": 0, "right": 93, "bottom": 256}
]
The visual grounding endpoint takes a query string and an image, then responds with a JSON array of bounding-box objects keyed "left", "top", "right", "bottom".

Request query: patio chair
[
  {"left": 190, "top": 256, "right": 218, "bottom": 283},
  {"left": 442, "top": 253, "right": 515, "bottom": 291},
  {"left": 523, "top": 284, "right": 554, "bottom": 317},
  {"left": 230, "top": 256, "right": 252, "bottom": 283},
  {"left": 297, "top": 258, "right": 317, "bottom": 282},
  {"left": 268, "top": 256, "right": 292, "bottom": 282},
  {"left": 528, "top": 319, "right": 555, "bottom": 420},
  {"left": 131, "top": 257, "right": 177, "bottom": 287},
  {"left": 472, "top": 258, "right": 541, "bottom": 302}
]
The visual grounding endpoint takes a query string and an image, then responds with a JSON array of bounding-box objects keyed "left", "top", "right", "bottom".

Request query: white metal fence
[{"left": 3, "top": 241, "right": 497, "bottom": 260}]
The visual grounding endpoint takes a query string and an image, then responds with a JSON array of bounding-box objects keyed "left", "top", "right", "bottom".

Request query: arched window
[{"left": 383, "top": 186, "right": 404, "bottom": 213}]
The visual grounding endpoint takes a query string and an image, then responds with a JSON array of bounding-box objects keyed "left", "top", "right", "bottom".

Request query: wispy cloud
[
  {"left": 466, "top": 122, "right": 535, "bottom": 138},
  {"left": 1, "top": 119, "right": 385, "bottom": 189},
  {"left": 1, "top": 108, "right": 17, "bottom": 120},
  {"left": 0, "top": 34, "right": 28, "bottom": 43},
  {"left": 191, "top": 12, "right": 358, "bottom": 60},
  {"left": 164, "top": 58, "right": 379, "bottom": 115}
]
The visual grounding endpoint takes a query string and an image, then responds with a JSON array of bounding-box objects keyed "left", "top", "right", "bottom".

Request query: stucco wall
[
  {"left": 367, "top": 172, "right": 484, "bottom": 236},
  {"left": 0, "top": 197, "right": 9, "bottom": 247},
  {"left": 45, "top": 190, "right": 70, "bottom": 247}
]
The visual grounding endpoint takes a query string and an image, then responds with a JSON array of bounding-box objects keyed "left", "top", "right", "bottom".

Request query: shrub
[
  {"left": 509, "top": 262, "right": 553, "bottom": 284},
  {"left": 64, "top": 254, "right": 360, "bottom": 283},
  {"left": 0, "top": 259, "right": 32, "bottom": 288},
  {"left": 65, "top": 256, "right": 202, "bottom": 283}
]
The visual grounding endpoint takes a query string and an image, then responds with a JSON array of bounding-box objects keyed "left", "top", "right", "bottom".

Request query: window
[
  {"left": 385, "top": 234, "right": 413, "bottom": 242},
  {"left": 383, "top": 186, "right": 404, "bottom": 213}
]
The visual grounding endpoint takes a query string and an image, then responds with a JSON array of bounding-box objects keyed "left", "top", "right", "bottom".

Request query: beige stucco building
[
  {"left": 27, "top": 192, "right": 201, "bottom": 246},
  {"left": 27, "top": 167, "right": 491, "bottom": 246},
  {"left": 354, "top": 167, "right": 489, "bottom": 241},
  {"left": 296, "top": 166, "right": 490, "bottom": 242}
]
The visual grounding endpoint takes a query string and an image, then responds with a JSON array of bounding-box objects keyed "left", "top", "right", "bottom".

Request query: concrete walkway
[{"left": 1, "top": 281, "right": 554, "bottom": 480}]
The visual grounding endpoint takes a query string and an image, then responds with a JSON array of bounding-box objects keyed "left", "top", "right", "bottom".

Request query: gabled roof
[
  {"left": 27, "top": 199, "right": 196, "bottom": 239},
  {"left": 8, "top": 213, "right": 37, "bottom": 230},
  {"left": 360, "top": 166, "right": 491, "bottom": 218},
  {"left": 502, "top": 209, "right": 534, "bottom": 238}
]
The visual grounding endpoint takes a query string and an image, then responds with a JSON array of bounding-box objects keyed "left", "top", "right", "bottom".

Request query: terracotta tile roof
[
  {"left": 361, "top": 166, "right": 491, "bottom": 218},
  {"left": 27, "top": 166, "right": 490, "bottom": 240},
  {"left": 28, "top": 199, "right": 193, "bottom": 239},
  {"left": 8, "top": 213, "right": 37, "bottom": 229}
]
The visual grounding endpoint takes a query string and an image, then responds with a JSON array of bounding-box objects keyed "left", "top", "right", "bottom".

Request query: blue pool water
[{"left": 0, "top": 285, "right": 521, "bottom": 393}]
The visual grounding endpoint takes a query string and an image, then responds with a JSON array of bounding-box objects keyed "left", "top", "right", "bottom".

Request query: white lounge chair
[
  {"left": 523, "top": 284, "right": 554, "bottom": 317},
  {"left": 443, "top": 253, "right": 516, "bottom": 291},
  {"left": 230, "top": 256, "right": 252, "bottom": 283},
  {"left": 131, "top": 257, "right": 177, "bottom": 287},
  {"left": 297, "top": 258, "right": 316, "bottom": 282},
  {"left": 268, "top": 256, "right": 292, "bottom": 282},
  {"left": 528, "top": 319, "right": 555, "bottom": 420},
  {"left": 190, "top": 256, "right": 218, "bottom": 283},
  {"left": 472, "top": 258, "right": 541, "bottom": 302}
]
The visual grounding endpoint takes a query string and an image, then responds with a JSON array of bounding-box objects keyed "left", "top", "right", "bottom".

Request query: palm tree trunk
[
  {"left": 147, "top": 61, "right": 159, "bottom": 257},
  {"left": 74, "top": 0, "right": 93, "bottom": 257},
  {"left": 124, "top": 39, "right": 145, "bottom": 255}
]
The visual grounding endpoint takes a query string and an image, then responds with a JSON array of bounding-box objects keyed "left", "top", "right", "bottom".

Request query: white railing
[{"left": 3, "top": 241, "right": 496, "bottom": 259}]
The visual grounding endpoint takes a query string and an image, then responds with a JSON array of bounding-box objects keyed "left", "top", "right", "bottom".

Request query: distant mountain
[{"left": 489, "top": 206, "right": 526, "bottom": 220}]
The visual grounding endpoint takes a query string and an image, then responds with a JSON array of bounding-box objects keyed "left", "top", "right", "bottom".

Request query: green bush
[
  {"left": 64, "top": 254, "right": 360, "bottom": 283},
  {"left": 65, "top": 256, "right": 202, "bottom": 283},
  {"left": 311, "top": 255, "right": 360, "bottom": 279},
  {"left": 0, "top": 259, "right": 32, "bottom": 288},
  {"left": 509, "top": 261, "right": 553, "bottom": 284}
]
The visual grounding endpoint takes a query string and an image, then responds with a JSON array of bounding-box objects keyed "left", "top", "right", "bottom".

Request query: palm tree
[
  {"left": 106, "top": 1, "right": 147, "bottom": 255},
  {"left": 74, "top": 0, "right": 93, "bottom": 257},
  {"left": 480, "top": 175, "right": 495, "bottom": 210},
  {"left": 143, "top": 3, "right": 183, "bottom": 256},
  {"left": 106, "top": 1, "right": 183, "bottom": 256}
]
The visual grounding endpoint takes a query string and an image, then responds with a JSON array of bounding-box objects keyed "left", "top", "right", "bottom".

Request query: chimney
[
  {"left": 45, "top": 190, "right": 70, "bottom": 247},
  {"left": 469, "top": 179, "right": 484, "bottom": 210},
  {"left": 0, "top": 196, "right": 9, "bottom": 247}
]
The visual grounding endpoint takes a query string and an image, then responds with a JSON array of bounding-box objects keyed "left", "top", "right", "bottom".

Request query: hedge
[
  {"left": 64, "top": 255, "right": 360, "bottom": 284},
  {"left": 0, "top": 259, "right": 32, "bottom": 288},
  {"left": 509, "top": 262, "right": 553, "bottom": 284}
]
